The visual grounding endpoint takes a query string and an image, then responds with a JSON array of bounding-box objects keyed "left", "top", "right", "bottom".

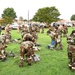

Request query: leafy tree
[
  {"left": 4, "top": 17, "right": 13, "bottom": 24},
  {"left": 32, "top": 6, "right": 60, "bottom": 24},
  {"left": 0, "top": 17, "right": 13, "bottom": 26},
  {"left": 0, "top": 19, "right": 5, "bottom": 25},
  {"left": 1, "top": 7, "right": 17, "bottom": 25},
  {"left": 2, "top": 7, "right": 17, "bottom": 19},
  {"left": 70, "top": 14, "right": 75, "bottom": 21}
]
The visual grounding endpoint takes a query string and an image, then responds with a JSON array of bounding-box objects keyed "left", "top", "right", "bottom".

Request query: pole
[{"left": 28, "top": 10, "right": 29, "bottom": 22}]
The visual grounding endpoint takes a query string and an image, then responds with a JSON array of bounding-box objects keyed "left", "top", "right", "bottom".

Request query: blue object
[{"left": 51, "top": 40, "right": 55, "bottom": 45}]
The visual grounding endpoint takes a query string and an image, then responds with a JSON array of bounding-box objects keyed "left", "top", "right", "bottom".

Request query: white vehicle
[
  {"left": 51, "top": 22, "right": 61, "bottom": 26},
  {"left": 11, "top": 22, "right": 19, "bottom": 29},
  {"left": 66, "top": 22, "right": 72, "bottom": 27},
  {"left": 40, "top": 22, "right": 47, "bottom": 27}
]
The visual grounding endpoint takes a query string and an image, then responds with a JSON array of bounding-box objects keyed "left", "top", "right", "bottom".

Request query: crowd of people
[
  {"left": 0, "top": 22, "right": 75, "bottom": 70},
  {"left": 47, "top": 24, "right": 68, "bottom": 50},
  {"left": 0, "top": 23, "right": 41, "bottom": 66},
  {"left": 47, "top": 23, "right": 75, "bottom": 70}
]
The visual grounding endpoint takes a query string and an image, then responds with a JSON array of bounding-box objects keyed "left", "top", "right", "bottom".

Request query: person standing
[{"left": 5, "top": 24, "right": 11, "bottom": 34}]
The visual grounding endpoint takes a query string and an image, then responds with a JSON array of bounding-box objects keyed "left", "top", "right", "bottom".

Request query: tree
[
  {"left": 70, "top": 14, "right": 75, "bottom": 21},
  {"left": 0, "top": 17, "right": 13, "bottom": 25},
  {"left": 4, "top": 17, "right": 13, "bottom": 24},
  {"left": 1, "top": 7, "right": 17, "bottom": 25},
  {"left": 32, "top": 6, "right": 60, "bottom": 24},
  {"left": 2, "top": 7, "right": 17, "bottom": 19},
  {"left": 0, "top": 19, "right": 5, "bottom": 25}
]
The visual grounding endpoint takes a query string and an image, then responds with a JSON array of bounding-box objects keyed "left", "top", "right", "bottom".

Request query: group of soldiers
[
  {"left": 47, "top": 24, "right": 68, "bottom": 50},
  {"left": 0, "top": 22, "right": 75, "bottom": 70},
  {"left": 0, "top": 23, "right": 41, "bottom": 66},
  {"left": 19, "top": 24, "right": 40, "bottom": 67},
  {"left": 0, "top": 24, "right": 11, "bottom": 61},
  {"left": 47, "top": 23, "right": 75, "bottom": 70}
]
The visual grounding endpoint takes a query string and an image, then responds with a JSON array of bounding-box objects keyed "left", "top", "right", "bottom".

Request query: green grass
[{"left": 0, "top": 27, "right": 75, "bottom": 75}]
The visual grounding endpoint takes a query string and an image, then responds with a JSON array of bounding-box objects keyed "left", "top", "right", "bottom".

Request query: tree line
[{"left": 0, "top": 6, "right": 75, "bottom": 26}]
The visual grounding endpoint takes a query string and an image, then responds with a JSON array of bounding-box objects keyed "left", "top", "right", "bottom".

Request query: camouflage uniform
[
  {"left": 21, "top": 26, "right": 29, "bottom": 38},
  {"left": 5, "top": 24, "right": 11, "bottom": 34},
  {"left": 19, "top": 29, "right": 35, "bottom": 67},
  {"left": 5, "top": 33, "right": 11, "bottom": 44},
  {"left": 47, "top": 27, "right": 53, "bottom": 35},
  {"left": 53, "top": 26, "right": 63, "bottom": 50},
  {"left": 67, "top": 30, "right": 75, "bottom": 70},
  {"left": 40, "top": 25, "right": 44, "bottom": 33},
  {"left": 0, "top": 42, "right": 7, "bottom": 61},
  {"left": 0, "top": 35, "right": 6, "bottom": 44},
  {"left": 19, "top": 41, "right": 34, "bottom": 67},
  {"left": 63, "top": 25, "right": 68, "bottom": 37},
  {"left": 22, "top": 33, "right": 35, "bottom": 43},
  {"left": 30, "top": 25, "right": 38, "bottom": 44}
]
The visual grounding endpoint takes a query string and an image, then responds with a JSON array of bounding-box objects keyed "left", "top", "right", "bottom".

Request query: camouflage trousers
[{"left": 67, "top": 44, "right": 75, "bottom": 70}]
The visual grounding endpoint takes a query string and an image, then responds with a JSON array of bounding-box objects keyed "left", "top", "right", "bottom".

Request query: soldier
[
  {"left": 21, "top": 25, "right": 29, "bottom": 38},
  {"left": 40, "top": 23, "right": 45, "bottom": 33},
  {"left": 19, "top": 29, "right": 35, "bottom": 67},
  {"left": 30, "top": 25, "right": 38, "bottom": 45},
  {"left": 5, "top": 33, "right": 11, "bottom": 44},
  {"left": 47, "top": 26, "right": 54, "bottom": 35},
  {"left": 47, "top": 26, "right": 57, "bottom": 49},
  {"left": 54, "top": 26, "right": 63, "bottom": 50},
  {"left": 19, "top": 23, "right": 40, "bottom": 67},
  {"left": 57, "top": 24, "right": 64, "bottom": 37},
  {"left": 17, "top": 24, "right": 21, "bottom": 33},
  {"left": 48, "top": 30, "right": 56, "bottom": 49},
  {"left": 0, "top": 41, "right": 7, "bottom": 61},
  {"left": 22, "top": 33, "right": 35, "bottom": 43},
  {"left": 0, "top": 34, "right": 6, "bottom": 44},
  {"left": 67, "top": 30, "right": 75, "bottom": 70},
  {"left": 19, "top": 41, "right": 34, "bottom": 67},
  {"left": 62, "top": 24, "right": 68, "bottom": 37},
  {"left": 5, "top": 24, "right": 11, "bottom": 34}
]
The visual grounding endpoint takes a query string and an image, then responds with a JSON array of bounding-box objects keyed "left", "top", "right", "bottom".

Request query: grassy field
[{"left": 0, "top": 27, "right": 75, "bottom": 75}]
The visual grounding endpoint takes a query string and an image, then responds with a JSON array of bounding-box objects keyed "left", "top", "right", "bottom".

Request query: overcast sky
[{"left": 0, "top": 0, "right": 75, "bottom": 20}]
